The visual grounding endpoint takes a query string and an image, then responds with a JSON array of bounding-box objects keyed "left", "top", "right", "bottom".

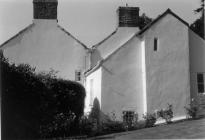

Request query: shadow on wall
[{"left": 91, "top": 49, "right": 103, "bottom": 68}]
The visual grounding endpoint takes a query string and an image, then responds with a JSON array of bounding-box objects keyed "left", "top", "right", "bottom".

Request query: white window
[
  {"left": 75, "top": 70, "right": 81, "bottom": 81},
  {"left": 197, "top": 73, "right": 204, "bottom": 93}
]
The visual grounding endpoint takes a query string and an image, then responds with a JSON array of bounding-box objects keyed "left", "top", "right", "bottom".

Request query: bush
[
  {"left": 78, "top": 110, "right": 147, "bottom": 136},
  {"left": 40, "top": 112, "right": 76, "bottom": 138},
  {"left": 185, "top": 103, "right": 199, "bottom": 119},
  {"left": 128, "top": 120, "right": 146, "bottom": 131},
  {"left": 158, "top": 104, "right": 173, "bottom": 124},
  {"left": 79, "top": 112, "right": 127, "bottom": 137},
  {"left": 143, "top": 113, "right": 157, "bottom": 127},
  {"left": 122, "top": 111, "right": 138, "bottom": 129},
  {"left": 79, "top": 115, "right": 96, "bottom": 136},
  {"left": 1, "top": 53, "right": 86, "bottom": 139},
  {"left": 89, "top": 98, "right": 101, "bottom": 126},
  {"left": 100, "top": 120, "right": 126, "bottom": 134}
]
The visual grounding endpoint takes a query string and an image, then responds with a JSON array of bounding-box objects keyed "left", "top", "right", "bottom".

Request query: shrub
[
  {"left": 1, "top": 55, "right": 44, "bottom": 139},
  {"left": 143, "top": 113, "right": 157, "bottom": 127},
  {"left": 185, "top": 103, "right": 199, "bottom": 119},
  {"left": 79, "top": 110, "right": 128, "bottom": 137},
  {"left": 122, "top": 111, "right": 138, "bottom": 129},
  {"left": 78, "top": 115, "right": 126, "bottom": 137},
  {"left": 89, "top": 98, "right": 101, "bottom": 126},
  {"left": 158, "top": 104, "right": 173, "bottom": 124},
  {"left": 99, "top": 120, "right": 126, "bottom": 135},
  {"left": 40, "top": 112, "right": 76, "bottom": 138},
  {"left": 128, "top": 120, "right": 146, "bottom": 131},
  {"left": 79, "top": 115, "right": 96, "bottom": 136},
  {"left": 1, "top": 54, "right": 86, "bottom": 139}
]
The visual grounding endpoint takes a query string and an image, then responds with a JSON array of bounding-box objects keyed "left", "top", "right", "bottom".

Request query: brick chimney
[
  {"left": 33, "top": 0, "right": 58, "bottom": 20},
  {"left": 118, "top": 6, "right": 139, "bottom": 27}
]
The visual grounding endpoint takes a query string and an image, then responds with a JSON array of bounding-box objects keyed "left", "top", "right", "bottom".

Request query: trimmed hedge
[{"left": 1, "top": 52, "right": 86, "bottom": 139}]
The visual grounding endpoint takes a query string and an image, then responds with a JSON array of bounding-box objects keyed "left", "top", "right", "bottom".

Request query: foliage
[
  {"left": 128, "top": 120, "right": 146, "bottom": 131},
  {"left": 190, "top": 0, "right": 204, "bottom": 39},
  {"left": 1, "top": 54, "right": 42, "bottom": 139},
  {"left": 190, "top": 17, "right": 204, "bottom": 39},
  {"left": 78, "top": 110, "right": 155, "bottom": 137},
  {"left": 99, "top": 120, "right": 126, "bottom": 135},
  {"left": 122, "top": 111, "right": 138, "bottom": 129},
  {"left": 194, "top": 0, "right": 204, "bottom": 14},
  {"left": 1, "top": 53, "right": 86, "bottom": 139},
  {"left": 110, "top": 111, "right": 117, "bottom": 121},
  {"left": 79, "top": 115, "right": 96, "bottom": 136},
  {"left": 40, "top": 112, "right": 76, "bottom": 138},
  {"left": 185, "top": 103, "right": 199, "bottom": 119},
  {"left": 89, "top": 98, "right": 101, "bottom": 126},
  {"left": 134, "top": 120, "right": 146, "bottom": 129},
  {"left": 158, "top": 104, "right": 173, "bottom": 124},
  {"left": 79, "top": 112, "right": 126, "bottom": 137},
  {"left": 143, "top": 113, "right": 157, "bottom": 127},
  {"left": 139, "top": 13, "right": 153, "bottom": 30}
]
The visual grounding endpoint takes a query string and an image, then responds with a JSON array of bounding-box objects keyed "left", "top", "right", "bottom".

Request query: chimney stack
[
  {"left": 33, "top": 0, "right": 58, "bottom": 20},
  {"left": 118, "top": 6, "right": 139, "bottom": 27}
]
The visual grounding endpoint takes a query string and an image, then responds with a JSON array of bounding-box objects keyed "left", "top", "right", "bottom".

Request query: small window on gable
[
  {"left": 154, "top": 38, "right": 158, "bottom": 51},
  {"left": 197, "top": 73, "right": 204, "bottom": 93},
  {"left": 75, "top": 70, "right": 81, "bottom": 81}
]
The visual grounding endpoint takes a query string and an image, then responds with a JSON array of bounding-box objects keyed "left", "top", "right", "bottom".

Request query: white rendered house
[
  {"left": 0, "top": 0, "right": 89, "bottom": 82},
  {"left": 0, "top": 1, "right": 204, "bottom": 122},
  {"left": 85, "top": 7, "right": 205, "bottom": 121}
]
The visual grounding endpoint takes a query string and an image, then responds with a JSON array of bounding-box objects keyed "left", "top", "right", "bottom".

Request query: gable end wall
[{"left": 144, "top": 14, "right": 190, "bottom": 118}]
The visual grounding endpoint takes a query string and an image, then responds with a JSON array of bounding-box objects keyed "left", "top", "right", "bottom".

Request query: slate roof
[{"left": 92, "top": 27, "right": 139, "bottom": 59}]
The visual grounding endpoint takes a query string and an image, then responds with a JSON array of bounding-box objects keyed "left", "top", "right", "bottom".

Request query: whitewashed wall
[
  {"left": 143, "top": 14, "right": 190, "bottom": 119},
  {"left": 90, "top": 28, "right": 139, "bottom": 68},
  {"left": 85, "top": 68, "right": 102, "bottom": 113},
  {"left": 1, "top": 20, "right": 87, "bottom": 80},
  {"left": 100, "top": 37, "right": 145, "bottom": 120}
]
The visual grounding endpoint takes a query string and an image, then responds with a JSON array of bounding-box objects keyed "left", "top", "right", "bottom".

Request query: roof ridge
[
  {"left": 84, "top": 60, "right": 103, "bottom": 76},
  {"left": 86, "top": 34, "right": 139, "bottom": 77},
  {"left": 86, "top": 8, "right": 191, "bottom": 76},
  {"left": 0, "top": 23, "right": 34, "bottom": 48},
  {"left": 138, "top": 8, "right": 189, "bottom": 35},
  {"left": 57, "top": 25, "right": 89, "bottom": 50},
  {"left": 100, "top": 9, "right": 190, "bottom": 64},
  {"left": 92, "top": 28, "right": 118, "bottom": 49}
]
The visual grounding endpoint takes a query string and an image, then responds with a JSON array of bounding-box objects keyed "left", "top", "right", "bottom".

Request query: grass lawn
[{"left": 90, "top": 118, "right": 205, "bottom": 139}]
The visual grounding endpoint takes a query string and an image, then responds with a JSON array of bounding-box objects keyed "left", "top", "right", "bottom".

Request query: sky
[{"left": 0, "top": 0, "right": 201, "bottom": 47}]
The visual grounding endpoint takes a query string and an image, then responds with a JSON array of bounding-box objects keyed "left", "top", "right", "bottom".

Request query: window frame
[
  {"left": 197, "top": 73, "right": 205, "bottom": 93},
  {"left": 122, "top": 111, "right": 137, "bottom": 125},
  {"left": 154, "top": 37, "right": 158, "bottom": 51},
  {"left": 75, "top": 70, "right": 81, "bottom": 81}
]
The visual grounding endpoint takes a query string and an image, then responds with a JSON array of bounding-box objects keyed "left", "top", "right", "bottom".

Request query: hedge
[{"left": 1, "top": 52, "right": 86, "bottom": 139}]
